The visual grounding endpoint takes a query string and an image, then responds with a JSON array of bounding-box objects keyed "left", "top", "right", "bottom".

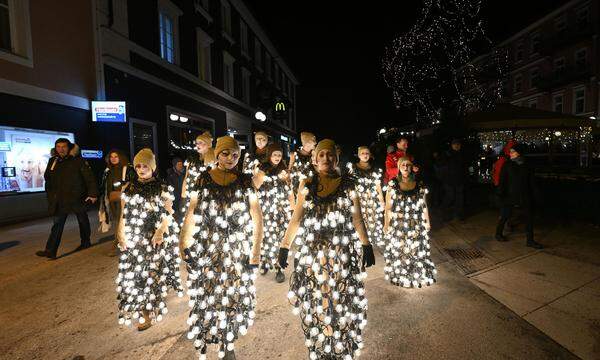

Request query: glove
[
  {"left": 278, "top": 248, "right": 289, "bottom": 269},
  {"left": 362, "top": 244, "right": 375, "bottom": 268},
  {"left": 183, "top": 248, "right": 193, "bottom": 265}
]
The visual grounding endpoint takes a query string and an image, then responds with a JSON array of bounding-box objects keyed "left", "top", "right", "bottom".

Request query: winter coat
[
  {"left": 497, "top": 157, "right": 535, "bottom": 207},
  {"left": 441, "top": 149, "right": 467, "bottom": 186},
  {"left": 44, "top": 144, "right": 99, "bottom": 215}
]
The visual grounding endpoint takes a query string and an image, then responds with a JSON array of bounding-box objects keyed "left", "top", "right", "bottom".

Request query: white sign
[{"left": 92, "top": 101, "right": 127, "bottom": 123}]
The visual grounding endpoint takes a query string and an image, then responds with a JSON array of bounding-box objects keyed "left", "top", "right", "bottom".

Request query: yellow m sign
[{"left": 275, "top": 102, "right": 286, "bottom": 112}]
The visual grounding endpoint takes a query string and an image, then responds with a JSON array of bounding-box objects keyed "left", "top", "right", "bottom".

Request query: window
[
  {"left": 194, "top": 0, "right": 209, "bottom": 10},
  {"left": 513, "top": 74, "right": 522, "bottom": 93},
  {"left": 223, "top": 51, "right": 235, "bottom": 96},
  {"left": 158, "top": 1, "right": 182, "bottom": 64},
  {"left": 0, "top": 0, "right": 10, "bottom": 52},
  {"left": 193, "top": 0, "right": 212, "bottom": 22},
  {"left": 241, "top": 67, "right": 251, "bottom": 104},
  {"left": 574, "top": 87, "right": 585, "bottom": 114},
  {"left": 530, "top": 68, "right": 540, "bottom": 88},
  {"left": 531, "top": 33, "right": 541, "bottom": 55},
  {"left": 274, "top": 64, "right": 280, "bottom": 88},
  {"left": 240, "top": 21, "right": 248, "bottom": 56},
  {"left": 0, "top": 0, "right": 33, "bottom": 66},
  {"left": 553, "top": 94, "right": 564, "bottom": 113},
  {"left": 554, "top": 57, "right": 566, "bottom": 77},
  {"left": 515, "top": 42, "right": 524, "bottom": 62},
  {"left": 576, "top": 7, "right": 590, "bottom": 31},
  {"left": 197, "top": 28, "right": 213, "bottom": 83},
  {"left": 528, "top": 98, "right": 538, "bottom": 109},
  {"left": 555, "top": 16, "right": 567, "bottom": 36},
  {"left": 282, "top": 76, "right": 287, "bottom": 95},
  {"left": 254, "top": 38, "right": 262, "bottom": 70},
  {"left": 575, "top": 48, "right": 587, "bottom": 72},
  {"left": 265, "top": 52, "right": 272, "bottom": 80},
  {"left": 221, "top": 0, "right": 231, "bottom": 36},
  {"left": 288, "top": 81, "right": 292, "bottom": 98}
]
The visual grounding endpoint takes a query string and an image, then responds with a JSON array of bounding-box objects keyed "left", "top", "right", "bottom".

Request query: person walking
[
  {"left": 98, "top": 149, "right": 135, "bottom": 256},
  {"left": 440, "top": 139, "right": 467, "bottom": 221},
  {"left": 495, "top": 144, "right": 543, "bottom": 249},
  {"left": 36, "top": 138, "right": 98, "bottom": 259},
  {"left": 166, "top": 157, "right": 185, "bottom": 223}
]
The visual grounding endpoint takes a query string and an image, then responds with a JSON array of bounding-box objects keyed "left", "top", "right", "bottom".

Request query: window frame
[
  {"left": 239, "top": 20, "right": 249, "bottom": 57},
  {"left": 254, "top": 38, "right": 263, "bottom": 71},
  {"left": 553, "top": 93, "right": 564, "bottom": 113},
  {"left": 0, "top": 0, "right": 33, "bottom": 67},
  {"left": 554, "top": 57, "right": 566, "bottom": 77},
  {"left": 515, "top": 42, "right": 524, "bottom": 62},
  {"left": 513, "top": 74, "right": 523, "bottom": 94},
  {"left": 530, "top": 32, "right": 541, "bottom": 55},
  {"left": 575, "top": 47, "right": 587, "bottom": 72},
  {"left": 241, "top": 67, "right": 251, "bottom": 104},
  {"left": 529, "top": 67, "right": 540, "bottom": 89},
  {"left": 220, "top": 0, "right": 232, "bottom": 37},
  {"left": 265, "top": 52, "right": 272, "bottom": 80},
  {"left": 223, "top": 51, "right": 235, "bottom": 96},
  {"left": 158, "top": 0, "right": 182, "bottom": 65},
  {"left": 196, "top": 28, "right": 213, "bottom": 83},
  {"left": 573, "top": 86, "right": 586, "bottom": 114}
]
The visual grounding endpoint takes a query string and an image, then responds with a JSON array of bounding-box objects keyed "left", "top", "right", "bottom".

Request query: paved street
[{"left": 1, "top": 210, "right": 598, "bottom": 360}]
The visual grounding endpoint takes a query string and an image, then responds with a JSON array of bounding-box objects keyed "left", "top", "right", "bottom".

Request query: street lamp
[{"left": 255, "top": 111, "right": 266, "bottom": 122}]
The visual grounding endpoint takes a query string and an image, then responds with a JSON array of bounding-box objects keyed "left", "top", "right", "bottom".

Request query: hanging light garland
[
  {"left": 347, "top": 163, "right": 385, "bottom": 249},
  {"left": 382, "top": 0, "right": 507, "bottom": 127},
  {"left": 477, "top": 127, "right": 593, "bottom": 149}
]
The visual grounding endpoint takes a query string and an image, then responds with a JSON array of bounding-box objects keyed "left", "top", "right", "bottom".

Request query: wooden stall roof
[{"left": 467, "top": 104, "right": 593, "bottom": 130}]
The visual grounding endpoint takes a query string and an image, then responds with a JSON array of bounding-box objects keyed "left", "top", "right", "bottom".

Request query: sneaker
[
  {"left": 526, "top": 240, "right": 544, "bottom": 249},
  {"left": 275, "top": 269, "right": 286, "bottom": 283},
  {"left": 495, "top": 234, "right": 508, "bottom": 242}
]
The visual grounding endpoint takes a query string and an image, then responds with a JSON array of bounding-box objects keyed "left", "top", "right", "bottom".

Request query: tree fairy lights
[
  {"left": 116, "top": 180, "right": 183, "bottom": 327},
  {"left": 384, "top": 181, "right": 436, "bottom": 287},
  {"left": 382, "top": 0, "right": 506, "bottom": 127},
  {"left": 286, "top": 175, "right": 369, "bottom": 359},
  {"left": 347, "top": 163, "right": 385, "bottom": 249},
  {"left": 183, "top": 171, "right": 259, "bottom": 359}
]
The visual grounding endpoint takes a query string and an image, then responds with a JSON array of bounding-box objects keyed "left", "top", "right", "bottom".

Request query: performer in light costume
[
  {"left": 278, "top": 139, "right": 376, "bottom": 360},
  {"left": 180, "top": 136, "right": 264, "bottom": 360},
  {"left": 115, "top": 148, "right": 183, "bottom": 331},
  {"left": 383, "top": 156, "right": 436, "bottom": 288}
]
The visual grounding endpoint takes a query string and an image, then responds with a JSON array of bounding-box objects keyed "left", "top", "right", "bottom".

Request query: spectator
[
  {"left": 36, "top": 138, "right": 98, "bottom": 259},
  {"left": 98, "top": 149, "right": 135, "bottom": 256},
  {"left": 495, "top": 144, "right": 543, "bottom": 249},
  {"left": 167, "top": 157, "right": 185, "bottom": 222},
  {"left": 384, "top": 136, "right": 418, "bottom": 184},
  {"left": 440, "top": 139, "right": 467, "bottom": 221}
]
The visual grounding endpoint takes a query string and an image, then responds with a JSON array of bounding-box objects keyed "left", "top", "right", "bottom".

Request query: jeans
[
  {"left": 496, "top": 205, "right": 534, "bottom": 242},
  {"left": 442, "top": 184, "right": 465, "bottom": 219},
  {"left": 45, "top": 211, "right": 91, "bottom": 256}
]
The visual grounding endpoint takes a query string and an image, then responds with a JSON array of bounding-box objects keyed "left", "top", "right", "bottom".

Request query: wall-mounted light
[
  {"left": 169, "top": 114, "right": 179, "bottom": 121},
  {"left": 179, "top": 116, "right": 189, "bottom": 123}
]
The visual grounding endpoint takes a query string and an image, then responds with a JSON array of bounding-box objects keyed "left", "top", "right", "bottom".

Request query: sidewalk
[
  {"left": 0, "top": 211, "right": 583, "bottom": 359},
  {"left": 440, "top": 209, "right": 600, "bottom": 360}
]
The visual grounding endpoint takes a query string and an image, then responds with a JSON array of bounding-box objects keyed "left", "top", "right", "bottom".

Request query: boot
[
  {"left": 526, "top": 239, "right": 544, "bottom": 249},
  {"left": 223, "top": 350, "right": 236, "bottom": 360},
  {"left": 137, "top": 310, "right": 152, "bottom": 331},
  {"left": 36, "top": 250, "right": 57, "bottom": 259},
  {"left": 495, "top": 223, "right": 507, "bottom": 242},
  {"left": 275, "top": 269, "right": 285, "bottom": 283}
]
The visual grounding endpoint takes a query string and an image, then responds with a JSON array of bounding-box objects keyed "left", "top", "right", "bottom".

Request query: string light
[
  {"left": 347, "top": 163, "right": 385, "bottom": 249},
  {"left": 290, "top": 148, "right": 314, "bottom": 193},
  {"left": 116, "top": 182, "right": 183, "bottom": 327},
  {"left": 476, "top": 127, "right": 593, "bottom": 149},
  {"left": 384, "top": 180, "right": 436, "bottom": 287},
  {"left": 382, "top": 0, "right": 506, "bottom": 127}
]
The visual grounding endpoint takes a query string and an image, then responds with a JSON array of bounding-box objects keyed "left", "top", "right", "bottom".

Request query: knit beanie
[
  {"left": 133, "top": 148, "right": 156, "bottom": 172},
  {"left": 300, "top": 132, "right": 316, "bottom": 144},
  {"left": 357, "top": 146, "right": 369, "bottom": 154},
  {"left": 196, "top": 131, "right": 213, "bottom": 146},
  {"left": 254, "top": 131, "right": 268, "bottom": 140},
  {"left": 214, "top": 136, "right": 239, "bottom": 157},
  {"left": 315, "top": 139, "right": 336, "bottom": 157}
]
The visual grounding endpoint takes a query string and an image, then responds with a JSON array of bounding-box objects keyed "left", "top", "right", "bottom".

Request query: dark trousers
[
  {"left": 45, "top": 211, "right": 91, "bottom": 255},
  {"left": 442, "top": 184, "right": 465, "bottom": 219},
  {"left": 496, "top": 205, "right": 534, "bottom": 242}
]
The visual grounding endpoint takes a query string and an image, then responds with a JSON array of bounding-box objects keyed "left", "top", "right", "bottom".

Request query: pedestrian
[
  {"left": 440, "top": 139, "right": 467, "bottom": 221},
  {"left": 277, "top": 139, "right": 375, "bottom": 360},
  {"left": 115, "top": 148, "right": 183, "bottom": 331},
  {"left": 256, "top": 143, "right": 293, "bottom": 283},
  {"left": 495, "top": 143, "right": 543, "bottom": 249},
  {"left": 36, "top": 138, "right": 98, "bottom": 260},
  {"left": 384, "top": 136, "right": 418, "bottom": 184},
  {"left": 348, "top": 146, "right": 385, "bottom": 249},
  {"left": 98, "top": 149, "right": 135, "bottom": 256},
  {"left": 242, "top": 131, "right": 269, "bottom": 174},
  {"left": 383, "top": 156, "right": 436, "bottom": 287},
  {"left": 166, "top": 157, "right": 185, "bottom": 223},
  {"left": 180, "top": 136, "right": 264, "bottom": 360},
  {"left": 492, "top": 140, "right": 516, "bottom": 187},
  {"left": 288, "top": 131, "right": 317, "bottom": 201}
]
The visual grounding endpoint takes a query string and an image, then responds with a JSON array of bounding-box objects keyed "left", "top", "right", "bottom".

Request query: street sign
[
  {"left": 91, "top": 101, "right": 127, "bottom": 123},
  {"left": 81, "top": 150, "right": 104, "bottom": 159}
]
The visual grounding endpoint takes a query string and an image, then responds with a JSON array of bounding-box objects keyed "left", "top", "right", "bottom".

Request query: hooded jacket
[
  {"left": 44, "top": 144, "right": 98, "bottom": 215},
  {"left": 492, "top": 140, "right": 516, "bottom": 187}
]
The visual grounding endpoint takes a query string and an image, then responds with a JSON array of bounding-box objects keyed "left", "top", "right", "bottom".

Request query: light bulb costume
[
  {"left": 115, "top": 175, "right": 184, "bottom": 327},
  {"left": 289, "top": 132, "right": 316, "bottom": 195},
  {"left": 347, "top": 162, "right": 385, "bottom": 249},
  {"left": 182, "top": 136, "right": 263, "bottom": 359},
  {"left": 242, "top": 131, "right": 268, "bottom": 175},
  {"left": 384, "top": 180, "right": 436, "bottom": 287}
]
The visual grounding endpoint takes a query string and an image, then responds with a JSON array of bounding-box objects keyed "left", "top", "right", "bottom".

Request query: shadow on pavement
[{"left": 0, "top": 240, "right": 20, "bottom": 252}]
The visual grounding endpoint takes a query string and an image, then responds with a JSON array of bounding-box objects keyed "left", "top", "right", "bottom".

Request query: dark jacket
[
  {"left": 166, "top": 167, "right": 185, "bottom": 211},
  {"left": 441, "top": 149, "right": 467, "bottom": 186},
  {"left": 498, "top": 157, "right": 535, "bottom": 207},
  {"left": 44, "top": 144, "right": 99, "bottom": 215}
]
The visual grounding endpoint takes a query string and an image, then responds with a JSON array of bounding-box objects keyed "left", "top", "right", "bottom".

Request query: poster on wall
[{"left": 0, "top": 126, "right": 74, "bottom": 194}]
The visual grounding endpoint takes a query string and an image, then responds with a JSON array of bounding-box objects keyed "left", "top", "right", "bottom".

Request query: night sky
[{"left": 249, "top": 0, "right": 569, "bottom": 150}]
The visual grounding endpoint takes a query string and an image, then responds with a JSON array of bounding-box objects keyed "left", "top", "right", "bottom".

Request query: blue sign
[
  {"left": 92, "top": 101, "right": 127, "bottom": 123},
  {"left": 81, "top": 150, "right": 104, "bottom": 159}
]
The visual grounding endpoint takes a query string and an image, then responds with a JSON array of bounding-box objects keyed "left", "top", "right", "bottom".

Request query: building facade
[{"left": 0, "top": 0, "right": 298, "bottom": 223}]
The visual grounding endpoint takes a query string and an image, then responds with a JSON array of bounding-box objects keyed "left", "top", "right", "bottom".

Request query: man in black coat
[
  {"left": 36, "top": 138, "right": 99, "bottom": 259},
  {"left": 495, "top": 143, "right": 543, "bottom": 249},
  {"left": 440, "top": 139, "right": 467, "bottom": 221}
]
